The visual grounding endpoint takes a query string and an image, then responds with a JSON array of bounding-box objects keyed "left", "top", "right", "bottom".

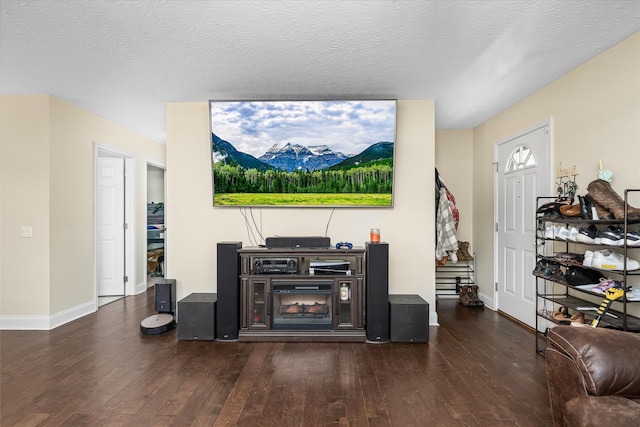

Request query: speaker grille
[
  {"left": 216, "top": 242, "right": 242, "bottom": 340},
  {"left": 365, "top": 243, "right": 389, "bottom": 342}
]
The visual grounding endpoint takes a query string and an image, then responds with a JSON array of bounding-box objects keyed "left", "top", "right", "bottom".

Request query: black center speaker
[
  {"left": 365, "top": 242, "right": 389, "bottom": 342},
  {"left": 216, "top": 241, "right": 242, "bottom": 340},
  {"left": 265, "top": 236, "right": 330, "bottom": 249}
]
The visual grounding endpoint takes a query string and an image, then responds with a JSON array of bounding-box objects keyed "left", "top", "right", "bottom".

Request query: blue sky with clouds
[{"left": 210, "top": 100, "right": 396, "bottom": 158}]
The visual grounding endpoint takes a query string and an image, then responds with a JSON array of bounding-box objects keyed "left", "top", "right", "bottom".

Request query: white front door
[
  {"left": 495, "top": 121, "right": 550, "bottom": 327},
  {"left": 96, "top": 157, "right": 125, "bottom": 296}
]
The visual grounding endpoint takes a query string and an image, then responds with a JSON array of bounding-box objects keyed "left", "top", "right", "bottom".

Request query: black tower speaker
[
  {"left": 216, "top": 241, "right": 242, "bottom": 340},
  {"left": 155, "top": 279, "right": 176, "bottom": 314},
  {"left": 365, "top": 242, "right": 389, "bottom": 342}
]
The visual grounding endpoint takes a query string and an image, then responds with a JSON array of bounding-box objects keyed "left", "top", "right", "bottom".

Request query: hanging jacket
[{"left": 436, "top": 187, "right": 459, "bottom": 261}]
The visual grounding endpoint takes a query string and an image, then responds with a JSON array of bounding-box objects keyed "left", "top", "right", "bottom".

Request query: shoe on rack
[
  {"left": 570, "top": 312, "right": 585, "bottom": 325},
  {"left": 567, "top": 227, "right": 580, "bottom": 242},
  {"left": 560, "top": 204, "right": 581, "bottom": 217},
  {"left": 559, "top": 305, "right": 569, "bottom": 316},
  {"left": 587, "top": 179, "right": 640, "bottom": 221},
  {"left": 549, "top": 268, "right": 567, "bottom": 283},
  {"left": 552, "top": 311, "right": 571, "bottom": 324},
  {"left": 582, "top": 250, "right": 594, "bottom": 267},
  {"left": 533, "top": 260, "right": 547, "bottom": 275},
  {"left": 576, "top": 225, "right": 598, "bottom": 244},
  {"left": 624, "top": 230, "right": 640, "bottom": 247},
  {"left": 545, "top": 225, "right": 555, "bottom": 239},
  {"left": 598, "top": 226, "right": 624, "bottom": 247},
  {"left": 544, "top": 261, "right": 561, "bottom": 276},
  {"left": 555, "top": 226, "right": 570, "bottom": 241},
  {"left": 537, "top": 201, "right": 568, "bottom": 219},
  {"left": 591, "top": 249, "right": 640, "bottom": 270},
  {"left": 533, "top": 260, "right": 561, "bottom": 276},
  {"left": 579, "top": 195, "right": 592, "bottom": 220},
  {"left": 594, "top": 278, "right": 617, "bottom": 292},
  {"left": 590, "top": 198, "right": 615, "bottom": 220},
  {"left": 456, "top": 241, "right": 473, "bottom": 261},
  {"left": 555, "top": 252, "right": 584, "bottom": 265}
]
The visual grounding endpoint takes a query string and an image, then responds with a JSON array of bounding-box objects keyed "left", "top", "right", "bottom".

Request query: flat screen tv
[{"left": 209, "top": 99, "right": 397, "bottom": 207}]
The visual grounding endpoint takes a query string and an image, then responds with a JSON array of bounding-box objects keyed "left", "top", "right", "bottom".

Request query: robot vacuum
[
  {"left": 140, "top": 313, "right": 175, "bottom": 335},
  {"left": 140, "top": 279, "right": 176, "bottom": 335}
]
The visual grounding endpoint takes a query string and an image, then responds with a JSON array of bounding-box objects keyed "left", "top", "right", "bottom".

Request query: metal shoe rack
[
  {"left": 534, "top": 190, "right": 640, "bottom": 356},
  {"left": 435, "top": 254, "right": 476, "bottom": 296}
]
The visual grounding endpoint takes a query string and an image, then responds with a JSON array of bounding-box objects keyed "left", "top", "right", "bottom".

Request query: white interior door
[
  {"left": 495, "top": 122, "right": 550, "bottom": 327},
  {"left": 97, "top": 157, "right": 125, "bottom": 296}
]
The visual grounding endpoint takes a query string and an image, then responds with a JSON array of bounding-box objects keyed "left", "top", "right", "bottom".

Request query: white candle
[{"left": 599, "top": 160, "right": 603, "bottom": 170}]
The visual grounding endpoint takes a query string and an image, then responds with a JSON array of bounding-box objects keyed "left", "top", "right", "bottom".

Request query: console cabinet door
[
  {"left": 335, "top": 278, "right": 364, "bottom": 329},
  {"left": 247, "top": 278, "right": 270, "bottom": 329}
]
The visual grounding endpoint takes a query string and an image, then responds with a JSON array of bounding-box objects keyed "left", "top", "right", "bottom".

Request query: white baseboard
[
  {"left": 429, "top": 311, "right": 439, "bottom": 326},
  {"left": 0, "top": 300, "right": 96, "bottom": 330},
  {"left": 50, "top": 300, "right": 96, "bottom": 329},
  {"left": 134, "top": 281, "right": 147, "bottom": 295},
  {"left": 478, "top": 291, "right": 495, "bottom": 311},
  {"left": 0, "top": 315, "right": 50, "bottom": 330}
]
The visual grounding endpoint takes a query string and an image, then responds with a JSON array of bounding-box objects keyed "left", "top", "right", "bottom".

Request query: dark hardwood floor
[{"left": 1, "top": 292, "right": 552, "bottom": 426}]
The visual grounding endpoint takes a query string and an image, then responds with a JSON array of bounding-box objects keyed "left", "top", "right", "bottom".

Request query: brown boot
[
  {"left": 591, "top": 198, "right": 615, "bottom": 220},
  {"left": 456, "top": 241, "right": 472, "bottom": 261},
  {"left": 463, "top": 242, "right": 473, "bottom": 260},
  {"left": 587, "top": 180, "right": 640, "bottom": 221},
  {"left": 468, "top": 285, "right": 484, "bottom": 306},
  {"left": 459, "top": 285, "right": 470, "bottom": 305}
]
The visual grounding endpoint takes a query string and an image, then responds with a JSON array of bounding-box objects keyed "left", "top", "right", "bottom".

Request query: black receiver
[{"left": 254, "top": 257, "right": 298, "bottom": 274}]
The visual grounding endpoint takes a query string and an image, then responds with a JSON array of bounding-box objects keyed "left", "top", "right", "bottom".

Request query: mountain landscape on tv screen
[
  {"left": 211, "top": 132, "right": 392, "bottom": 172},
  {"left": 258, "top": 142, "right": 349, "bottom": 172}
]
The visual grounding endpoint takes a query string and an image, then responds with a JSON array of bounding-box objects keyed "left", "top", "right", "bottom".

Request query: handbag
[{"left": 565, "top": 266, "right": 604, "bottom": 286}]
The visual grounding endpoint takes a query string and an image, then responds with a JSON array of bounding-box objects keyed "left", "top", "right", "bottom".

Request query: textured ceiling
[{"left": 1, "top": 0, "right": 639, "bottom": 143}]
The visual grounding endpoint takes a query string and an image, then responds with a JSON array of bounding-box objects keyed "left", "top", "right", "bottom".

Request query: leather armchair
[{"left": 546, "top": 326, "right": 640, "bottom": 427}]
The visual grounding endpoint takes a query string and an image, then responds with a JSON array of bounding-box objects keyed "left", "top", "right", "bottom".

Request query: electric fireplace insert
[{"left": 271, "top": 281, "right": 333, "bottom": 330}]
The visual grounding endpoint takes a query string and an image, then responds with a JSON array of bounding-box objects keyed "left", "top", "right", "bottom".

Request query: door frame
[
  {"left": 94, "top": 143, "right": 136, "bottom": 307},
  {"left": 493, "top": 119, "right": 553, "bottom": 313}
]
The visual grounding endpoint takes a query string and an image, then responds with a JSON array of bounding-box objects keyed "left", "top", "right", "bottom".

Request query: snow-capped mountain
[
  {"left": 211, "top": 133, "right": 273, "bottom": 170},
  {"left": 258, "top": 142, "right": 349, "bottom": 172}
]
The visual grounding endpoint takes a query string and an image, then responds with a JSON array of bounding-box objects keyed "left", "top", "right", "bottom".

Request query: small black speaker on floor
[
  {"left": 155, "top": 279, "right": 176, "bottom": 314},
  {"left": 365, "top": 242, "right": 389, "bottom": 342},
  {"left": 389, "top": 294, "right": 429, "bottom": 343},
  {"left": 178, "top": 293, "right": 217, "bottom": 340},
  {"left": 217, "top": 241, "right": 242, "bottom": 340}
]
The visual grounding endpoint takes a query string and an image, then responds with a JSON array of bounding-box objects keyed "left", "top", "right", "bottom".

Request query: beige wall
[
  {"left": 166, "top": 100, "right": 438, "bottom": 320},
  {"left": 0, "top": 95, "right": 52, "bottom": 317},
  {"left": 472, "top": 32, "right": 640, "bottom": 311},
  {"left": 435, "top": 129, "right": 474, "bottom": 245},
  {"left": 0, "top": 95, "right": 165, "bottom": 328}
]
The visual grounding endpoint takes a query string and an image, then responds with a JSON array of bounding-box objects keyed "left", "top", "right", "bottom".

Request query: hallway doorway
[
  {"left": 95, "top": 145, "right": 135, "bottom": 307},
  {"left": 146, "top": 163, "right": 166, "bottom": 288}
]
